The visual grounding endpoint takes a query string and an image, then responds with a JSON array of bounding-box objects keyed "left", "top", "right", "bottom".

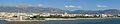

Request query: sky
[{"left": 0, "top": 0, "right": 120, "bottom": 10}]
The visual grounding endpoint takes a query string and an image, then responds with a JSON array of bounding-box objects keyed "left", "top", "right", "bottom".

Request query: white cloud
[
  {"left": 38, "top": 4, "right": 43, "bottom": 7},
  {"left": 64, "top": 5, "right": 80, "bottom": 8},
  {"left": 97, "top": 5, "right": 108, "bottom": 7},
  {"left": 65, "top": 6, "right": 69, "bottom": 8},
  {"left": 16, "top": 3, "right": 32, "bottom": 8}
]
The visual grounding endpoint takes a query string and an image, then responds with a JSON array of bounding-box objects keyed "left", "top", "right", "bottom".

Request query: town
[{"left": 0, "top": 12, "right": 120, "bottom": 21}]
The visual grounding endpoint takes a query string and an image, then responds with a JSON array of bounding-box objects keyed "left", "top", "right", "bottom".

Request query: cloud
[
  {"left": 97, "top": 5, "right": 108, "bottom": 7},
  {"left": 16, "top": 3, "right": 32, "bottom": 8},
  {"left": 38, "top": 4, "right": 43, "bottom": 7},
  {"left": 64, "top": 5, "right": 80, "bottom": 8}
]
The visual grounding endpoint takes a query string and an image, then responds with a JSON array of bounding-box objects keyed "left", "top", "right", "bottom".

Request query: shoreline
[
  {"left": 1, "top": 17, "right": 120, "bottom": 21},
  {"left": 4, "top": 18, "right": 105, "bottom": 21}
]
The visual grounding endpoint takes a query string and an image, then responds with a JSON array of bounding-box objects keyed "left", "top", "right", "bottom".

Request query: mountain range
[
  {"left": 0, "top": 6, "right": 65, "bottom": 14},
  {"left": 68, "top": 9, "right": 120, "bottom": 14},
  {"left": 0, "top": 6, "right": 120, "bottom": 14}
]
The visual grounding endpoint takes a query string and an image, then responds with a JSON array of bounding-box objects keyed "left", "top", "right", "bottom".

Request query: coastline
[
  {"left": 1, "top": 17, "right": 120, "bottom": 21},
  {"left": 45, "top": 18, "right": 104, "bottom": 20},
  {"left": 4, "top": 18, "right": 120, "bottom": 24}
]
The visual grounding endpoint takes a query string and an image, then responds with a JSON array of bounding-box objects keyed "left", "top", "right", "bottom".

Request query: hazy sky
[{"left": 0, "top": 0, "right": 120, "bottom": 10}]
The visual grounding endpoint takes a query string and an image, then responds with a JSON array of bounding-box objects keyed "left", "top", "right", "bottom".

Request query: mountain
[
  {"left": 0, "top": 6, "right": 120, "bottom": 14},
  {"left": 0, "top": 6, "right": 65, "bottom": 14},
  {"left": 68, "top": 10, "right": 99, "bottom": 14},
  {"left": 97, "top": 9, "right": 120, "bottom": 14},
  {"left": 68, "top": 9, "right": 120, "bottom": 14}
]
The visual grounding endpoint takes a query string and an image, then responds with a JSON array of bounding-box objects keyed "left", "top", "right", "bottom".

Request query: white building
[
  {"left": 84, "top": 14, "right": 94, "bottom": 17},
  {"left": 101, "top": 14, "right": 108, "bottom": 17}
]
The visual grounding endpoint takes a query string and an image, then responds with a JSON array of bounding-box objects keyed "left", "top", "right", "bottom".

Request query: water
[
  {"left": 1, "top": 18, "right": 120, "bottom": 24},
  {"left": 0, "top": 20, "right": 5, "bottom": 24},
  {"left": 41, "top": 18, "right": 120, "bottom": 24}
]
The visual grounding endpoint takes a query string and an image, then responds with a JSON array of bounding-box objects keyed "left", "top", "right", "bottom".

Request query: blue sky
[{"left": 0, "top": 0, "right": 120, "bottom": 10}]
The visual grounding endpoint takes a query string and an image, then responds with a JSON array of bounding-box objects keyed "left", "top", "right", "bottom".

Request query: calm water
[
  {"left": 0, "top": 20, "right": 5, "bottom": 24},
  {"left": 42, "top": 18, "right": 120, "bottom": 24},
  {"left": 1, "top": 18, "right": 120, "bottom": 24}
]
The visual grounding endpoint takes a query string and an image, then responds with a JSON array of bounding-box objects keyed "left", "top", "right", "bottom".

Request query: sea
[{"left": 1, "top": 18, "right": 120, "bottom": 24}]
